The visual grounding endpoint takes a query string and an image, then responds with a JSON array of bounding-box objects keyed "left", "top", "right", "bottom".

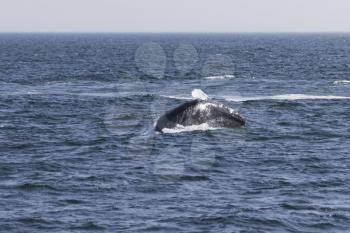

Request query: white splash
[
  {"left": 194, "top": 102, "right": 237, "bottom": 114},
  {"left": 333, "top": 80, "right": 350, "bottom": 85},
  {"left": 195, "top": 102, "right": 215, "bottom": 111},
  {"left": 192, "top": 89, "right": 208, "bottom": 100},
  {"left": 204, "top": 74, "right": 235, "bottom": 80},
  {"left": 224, "top": 94, "right": 350, "bottom": 102},
  {"left": 161, "top": 123, "right": 218, "bottom": 134}
]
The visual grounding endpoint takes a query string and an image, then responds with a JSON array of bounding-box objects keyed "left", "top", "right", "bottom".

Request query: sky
[{"left": 0, "top": 0, "right": 350, "bottom": 32}]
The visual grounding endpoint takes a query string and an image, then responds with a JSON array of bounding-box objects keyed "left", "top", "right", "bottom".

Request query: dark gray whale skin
[{"left": 155, "top": 99, "right": 245, "bottom": 132}]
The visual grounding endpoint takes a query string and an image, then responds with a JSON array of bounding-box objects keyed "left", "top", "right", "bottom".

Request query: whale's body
[{"left": 155, "top": 99, "right": 245, "bottom": 132}]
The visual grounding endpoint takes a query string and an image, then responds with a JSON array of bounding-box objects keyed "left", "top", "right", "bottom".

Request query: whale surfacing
[{"left": 155, "top": 90, "right": 245, "bottom": 133}]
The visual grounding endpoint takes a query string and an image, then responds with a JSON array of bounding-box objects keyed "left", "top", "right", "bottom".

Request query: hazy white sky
[{"left": 1, "top": 0, "right": 350, "bottom": 32}]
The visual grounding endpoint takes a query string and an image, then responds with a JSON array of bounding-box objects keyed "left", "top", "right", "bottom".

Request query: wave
[
  {"left": 333, "top": 80, "right": 350, "bottom": 85},
  {"left": 224, "top": 94, "right": 350, "bottom": 102},
  {"left": 203, "top": 74, "right": 235, "bottom": 80},
  {"left": 161, "top": 123, "right": 218, "bottom": 134}
]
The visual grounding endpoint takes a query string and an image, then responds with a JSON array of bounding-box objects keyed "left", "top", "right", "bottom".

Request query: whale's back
[{"left": 155, "top": 100, "right": 245, "bottom": 132}]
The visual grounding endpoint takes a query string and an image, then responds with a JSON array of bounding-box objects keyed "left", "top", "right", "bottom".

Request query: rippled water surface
[{"left": 1, "top": 33, "right": 350, "bottom": 232}]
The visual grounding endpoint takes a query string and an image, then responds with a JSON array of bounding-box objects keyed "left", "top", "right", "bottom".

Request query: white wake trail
[
  {"left": 224, "top": 94, "right": 350, "bottom": 102},
  {"left": 203, "top": 74, "right": 235, "bottom": 80}
]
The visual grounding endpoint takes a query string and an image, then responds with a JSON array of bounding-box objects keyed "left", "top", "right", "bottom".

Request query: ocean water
[{"left": 1, "top": 33, "right": 350, "bottom": 232}]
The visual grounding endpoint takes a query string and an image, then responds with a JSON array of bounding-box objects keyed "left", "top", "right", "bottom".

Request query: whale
[{"left": 155, "top": 89, "right": 245, "bottom": 132}]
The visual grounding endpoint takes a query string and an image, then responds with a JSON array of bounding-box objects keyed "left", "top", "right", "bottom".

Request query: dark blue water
[{"left": 1, "top": 33, "right": 350, "bottom": 232}]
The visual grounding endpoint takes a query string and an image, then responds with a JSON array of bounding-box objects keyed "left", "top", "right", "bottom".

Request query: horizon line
[{"left": 1, "top": 31, "right": 350, "bottom": 34}]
